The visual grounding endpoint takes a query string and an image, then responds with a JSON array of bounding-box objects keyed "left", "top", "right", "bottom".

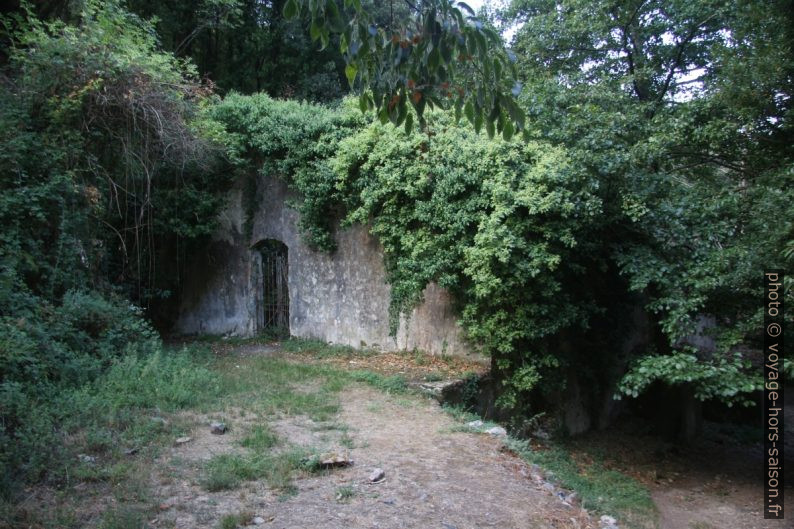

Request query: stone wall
[{"left": 174, "top": 176, "right": 473, "bottom": 357}]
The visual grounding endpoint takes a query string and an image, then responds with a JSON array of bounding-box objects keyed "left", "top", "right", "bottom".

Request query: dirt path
[
  {"left": 648, "top": 394, "right": 794, "bottom": 529},
  {"left": 151, "top": 385, "right": 594, "bottom": 529}
]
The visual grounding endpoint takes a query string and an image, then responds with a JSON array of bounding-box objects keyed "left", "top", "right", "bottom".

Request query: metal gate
[{"left": 254, "top": 240, "right": 289, "bottom": 334}]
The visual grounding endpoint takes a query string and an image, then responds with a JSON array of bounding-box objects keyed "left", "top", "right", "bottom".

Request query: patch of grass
[
  {"left": 349, "top": 370, "right": 407, "bottom": 393},
  {"left": 411, "top": 349, "right": 428, "bottom": 365},
  {"left": 99, "top": 505, "right": 149, "bottom": 529},
  {"left": 202, "top": 447, "right": 318, "bottom": 493},
  {"left": 217, "top": 510, "right": 254, "bottom": 529},
  {"left": 340, "top": 432, "right": 355, "bottom": 449},
  {"left": 241, "top": 425, "right": 280, "bottom": 452},
  {"left": 215, "top": 357, "right": 348, "bottom": 420},
  {"left": 281, "top": 338, "right": 373, "bottom": 358},
  {"left": 520, "top": 445, "right": 657, "bottom": 528},
  {"left": 441, "top": 404, "right": 481, "bottom": 423},
  {"left": 423, "top": 371, "right": 444, "bottom": 382},
  {"left": 311, "top": 421, "right": 348, "bottom": 432},
  {"left": 335, "top": 485, "right": 355, "bottom": 503}
]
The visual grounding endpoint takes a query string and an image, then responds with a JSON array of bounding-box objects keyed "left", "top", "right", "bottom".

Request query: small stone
[
  {"left": 467, "top": 420, "right": 484, "bottom": 428},
  {"left": 124, "top": 447, "right": 139, "bottom": 456},
  {"left": 318, "top": 452, "right": 353, "bottom": 468},
  {"left": 77, "top": 454, "right": 96, "bottom": 464},
  {"left": 600, "top": 515, "right": 617, "bottom": 527},
  {"left": 158, "top": 503, "right": 171, "bottom": 511},
  {"left": 565, "top": 492, "right": 578, "bottom": 504},
  {"left": 369, "top": 468, "right": 386, "bottom": 483},
  {"left": 533, "top": 428, "right": 551, "bottom": 440},
  {"left": 210, "top": 422, "right": 227, "bottom": 435},
  {"left": 542, "top": 482, "right": 556, "bottom": 493},
  {"left": 486, "top": 426, "right": 507, "bottom": 437},
  {"left": 252, "top": 516, "right": 265, "bottom": 525},
  {"left": 175, "top": 436, "right": 192, "bottom": 445}
]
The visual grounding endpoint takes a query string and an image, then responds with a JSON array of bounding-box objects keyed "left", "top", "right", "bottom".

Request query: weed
[
  {"left": 311, "top": 421, "right": 349, "bottom": 432},
  {"left": 517, "top": 445, "right": 656, "bottom": 528},
  {"left": 281, "top": 338, "right": 369, "bottom": 358},
  {"left": 99, "top": 506, "right": 148, "bottom": 529},
  {"left": 423, "top": 371, "right": 444, "bottom": 382},
  {"left": 215, "top": 357, "right": 346, "bottom": 420},
  {"left": 441, "top": 404, "right": 481, "bottom": 423},
  {"left": 412, "top": 349, "right": 428, "bottom": 365},
  {"left": 202, "top": 447, "right": 319, "bottom": 493},
  {"left": 349, "top": 370, "right": 407, "bottom": 393},
  {"left": 336, "top": 485, "right": 355, "bottom": 502},
  {"left": 217, "top": 510, "right": 253, "bottom": 529},
  {"left": 340, "top": 432, "right": 355, "bottom": 449},
  {"left": 241, "top": 425, "right": 280, "bottom": 452}
]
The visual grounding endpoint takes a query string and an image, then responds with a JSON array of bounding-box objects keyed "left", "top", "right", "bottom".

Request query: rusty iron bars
[{"left": 255, "top": 240, "right": 289, "bottom": 333}]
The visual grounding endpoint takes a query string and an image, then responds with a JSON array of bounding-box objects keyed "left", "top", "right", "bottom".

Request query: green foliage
[
  {"left": 331, "top": 111, "right": 602, "bottom": 412},
  {"left": 241, "top": 425, "right": 281, "bottom": 451},
  {"left": 281, "top": 336, "right": 377, "bottom": 358},
  {"left": 335, "top": 484, "right": 355, "bottom": 502},
  {"left": 126, "top": 0, "right": 347, "bottom": 101},
  {"left": 522, "top": 445, "right": 657, "bottom": 528},
  {"left": 216, "top": 92, "right": 605, "bottom": 413},
  {"left": 349, "top": 370, "right": 408, "bottom": 393},
  {"left": 99, "top": 506, "right": 149, "bottom": 529},
  {"left": 505, "top": 0, "right": 794, "bottom": 404},
  {"left": 1, "top": 0, "right": 233, "bottom": 309},
  {"left": 210, "top": 93, "right": 367, "bottom": 249},
  {"left": 202, "top": 448, "right": 310, "bottom": 493},
  {"left": 0, "top": 1, "right": 232, "bottom": 498},
  {"left": 97, "top": 346, "right": 219, "bottom": 411},
  {"left": 0, "top": 340, "right": 217, "bottom": 496},
  {"left": 286, "top": 0, "right": 526, "bottom": 135},
  {"left": 616, "top": 351, "right": 762, "bottom": 406}
]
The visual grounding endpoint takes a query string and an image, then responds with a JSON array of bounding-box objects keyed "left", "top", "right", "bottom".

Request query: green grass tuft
[
  {"left": 202, "top": 447, "right": 319, "bottom": 493},
  {"left": 241, "top": 425, "right": 280, "bottom": 452},
  {"left": 349, "top": 370, "right": 407, "bottom": 393},
  {"left": 335, "top": 485, "right": 355, "bottom": 502},
  {"left": 217, "top": 511, "right": 254, "bottom": 529},
  {"left": 515, "top": 444, "right": 656, "bottom": 529},
  {"left": 99, "top": 506, "right": 148, "bottom": 529}
]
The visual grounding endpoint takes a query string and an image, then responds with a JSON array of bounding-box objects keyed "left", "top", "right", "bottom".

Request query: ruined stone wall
[{"left": 174, "top": 176, "right": 473, "bottom": 357}]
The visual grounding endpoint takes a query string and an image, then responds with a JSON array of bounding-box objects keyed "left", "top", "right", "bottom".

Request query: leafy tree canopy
[
  {"left": 505, "top": 0, "right": 794, "bottom": 403},
  {"left": 286, "top": 0, "right": 527, "bottom": 137}
]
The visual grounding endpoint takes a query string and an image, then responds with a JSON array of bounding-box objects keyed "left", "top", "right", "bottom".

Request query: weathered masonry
[{"left": 174, "top": 177, "right": 473, "bottom": 356}]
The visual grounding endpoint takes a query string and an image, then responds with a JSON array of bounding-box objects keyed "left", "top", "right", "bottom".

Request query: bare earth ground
[
  {"left": 14, "top": 342, "right": 791, "bottom": 529},
  {"left": 150, "top": 383, "right": 593, "bottom": 529},
  {"left": 559, "top": 426, "right": 793, "bottom": 529}
]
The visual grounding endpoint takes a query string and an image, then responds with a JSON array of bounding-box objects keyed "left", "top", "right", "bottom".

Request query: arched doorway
[{"left": 253, "top": 239, "right": 289, "bottom": 335}]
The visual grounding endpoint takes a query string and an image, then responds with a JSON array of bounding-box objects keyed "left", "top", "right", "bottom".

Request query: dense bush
[
  {"left": 0, "top": 1, "right": 231, "bottom": 497},
  {"left": 1, "top": 0, "right": 233, "bottom": 310},
  {"left": 0, "top": 334, "right": 218, "bottom": 495}
]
